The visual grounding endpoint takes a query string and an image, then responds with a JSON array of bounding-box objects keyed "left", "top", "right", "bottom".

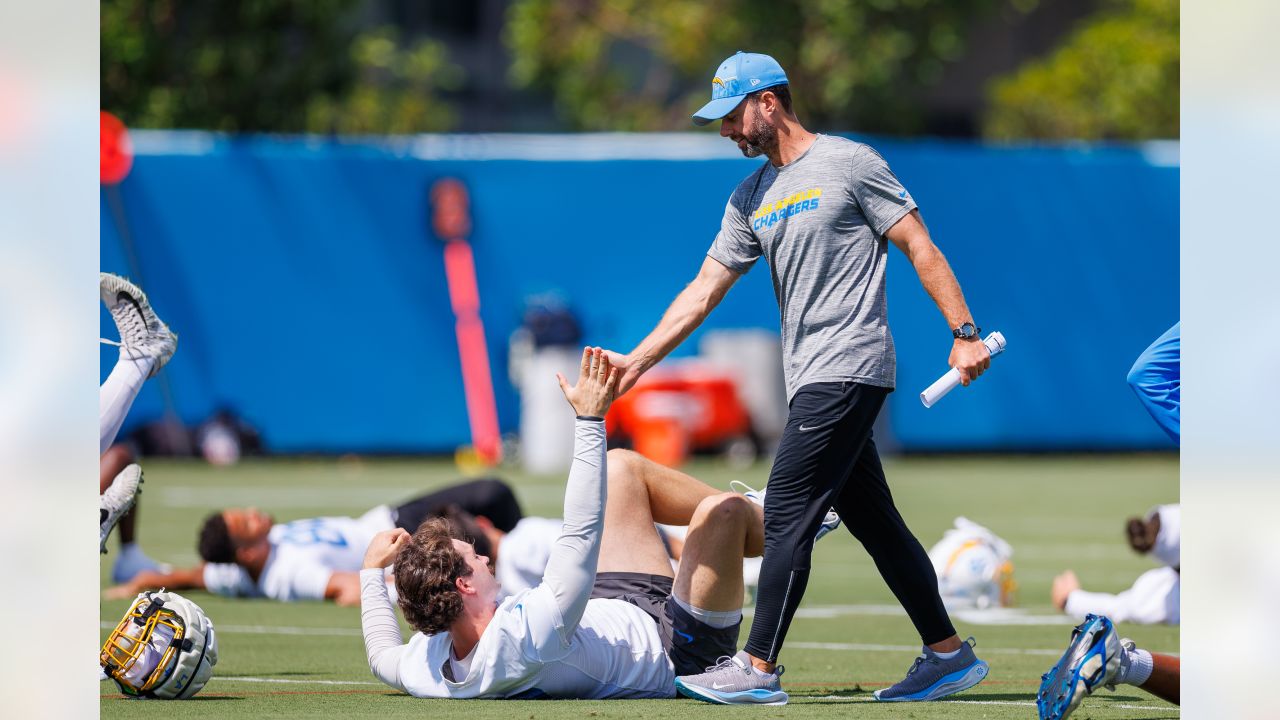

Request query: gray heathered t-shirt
[{"left": 708, "top": 134, "right": 916, "bottom": 398}]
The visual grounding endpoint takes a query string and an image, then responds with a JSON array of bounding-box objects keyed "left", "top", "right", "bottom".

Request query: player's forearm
[
  {"left": 132, "top": 568, "right": 203, "bottom": 593},
  {"left": 359, "top": 568, "right": 408, "bottom": 692},
  {"left": 541, "top": 418, "right": 607, "bottom": 629},
  {"left": 907, "top": 242, "right": 974, "bottom": 329},
  {"left": 1064, "top": 589, "right": 1128, "bottom": 622},
  {"left": 629, "top": 278, "right": 724, "bottom": 372}
]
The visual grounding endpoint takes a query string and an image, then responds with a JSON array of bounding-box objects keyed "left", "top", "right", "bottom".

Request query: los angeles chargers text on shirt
[{"left": 752, "top": 187, "right": 822, "bottom": 231}]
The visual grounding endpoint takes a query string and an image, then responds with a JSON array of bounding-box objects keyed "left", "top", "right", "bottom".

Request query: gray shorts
[{"left": 590, "top": 572, "right": 740, "bottom": 676}]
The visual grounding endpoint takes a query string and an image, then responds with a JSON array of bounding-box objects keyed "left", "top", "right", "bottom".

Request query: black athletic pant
[
  {"left": 391, "top": 477, "right": 524, "bottom": 534},
  {"left": 743, "top": 381, "right": 956, "bottom": 664}
]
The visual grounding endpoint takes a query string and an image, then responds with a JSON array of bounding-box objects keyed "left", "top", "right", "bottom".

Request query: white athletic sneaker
[
  {"left": 731, "top": 481, "right": 842, "bottom": 541},
  {"left": 100, "top": 464, "right": 142, "bottom": 553},
  {"left": 100, "top": 272, "right": 177, "bottom": 377}
]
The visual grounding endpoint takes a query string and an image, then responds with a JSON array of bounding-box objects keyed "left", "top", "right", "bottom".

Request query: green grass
[{"left": 101, "top": 454, "right": 1179, "bottom": 718}]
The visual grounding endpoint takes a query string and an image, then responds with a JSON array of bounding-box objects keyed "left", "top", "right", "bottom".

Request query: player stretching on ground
[
  {"left": 106, "top": 477, "right": 536, "bottom": 606},
  {"left": 359, "top": 348, "right": 779, "bottom": 699}
]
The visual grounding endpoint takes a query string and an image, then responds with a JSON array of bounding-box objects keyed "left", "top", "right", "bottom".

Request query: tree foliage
[
  {"left": 505, "top": 0, "right": 1021, "bottom": 133},
  {"left": 983, "top": 0, "right": 1178, "bottom": 140},
  {"left": 101, "top": 0, "right": 462, "bottom": 133}
]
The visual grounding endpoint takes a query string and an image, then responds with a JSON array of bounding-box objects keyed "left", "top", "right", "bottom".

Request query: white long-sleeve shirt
[
  {"left": 359, "top": 419, "right": 675, "bottom": 699},
  {"left": 1065, "top": 566, "right": 1180, "bottom": 625}
]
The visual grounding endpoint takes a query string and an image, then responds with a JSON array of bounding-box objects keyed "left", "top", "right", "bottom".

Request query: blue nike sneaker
[
  {"left": 874, "top": 636, "right": 988, "bottom": 701},
  {"left": 1037, "top": 614, "right": 1123, "bottom": 720}
]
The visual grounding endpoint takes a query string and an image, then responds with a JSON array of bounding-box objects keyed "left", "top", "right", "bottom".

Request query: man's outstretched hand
[
  {"left": 601, "top": 350, "right": 643, "bottom": 396},
  {"left": 558, "top": 347, "right": 620, "bottom": 417}
]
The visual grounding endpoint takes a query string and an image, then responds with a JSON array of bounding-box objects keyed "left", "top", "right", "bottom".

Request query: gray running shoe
[
  {"left": 100, "top": 464, "right": 142, "bottom": 553},
  {"left": 874, "top": 636, "right": 989, "bottom": 701},
  {"left": 100, "top": 272, "right": 177, "bottom": 378},
  {"left": 731, "top": 480, "right": 841, "bottom": 541},
  {"left": 675, "top": 651, "right": 788, "bottom": 705}
]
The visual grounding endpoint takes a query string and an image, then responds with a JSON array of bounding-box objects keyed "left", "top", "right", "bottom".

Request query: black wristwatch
[{"left": 952, "top": 322, "right": 981, "bottom": 340}]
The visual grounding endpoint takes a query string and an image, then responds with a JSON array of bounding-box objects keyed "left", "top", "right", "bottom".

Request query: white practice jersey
[
  {"left": 496, "top": 517, "right": 564, "bottom": 597},
  {"left": 387, "top": 583, "right": 674, "bottom": 699},
  {"left": 204, "top": 506, "right": 393, "bottom": 601},
  {"left": 1065, "top": 566, "right": 1180, "bottom": 625}
]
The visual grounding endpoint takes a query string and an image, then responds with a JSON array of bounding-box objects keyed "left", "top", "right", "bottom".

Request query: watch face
[{"left": 956, "top": 323, "right": 976, "bottom": 338}]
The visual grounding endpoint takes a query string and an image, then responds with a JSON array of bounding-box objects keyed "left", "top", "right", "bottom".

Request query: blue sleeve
[{"left": 1127, "top": 322, "right": 1180, "bottom": 443}]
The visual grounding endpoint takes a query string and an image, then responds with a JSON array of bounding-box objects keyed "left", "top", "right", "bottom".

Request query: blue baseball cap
[{"left": 692, "top": 51, "right": 789, "bottom": 126}]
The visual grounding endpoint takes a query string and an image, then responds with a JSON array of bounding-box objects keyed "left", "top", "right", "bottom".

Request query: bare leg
[
  {"left": 597, "top": 449, "right": 764, "bottom": 575},
  {"left": 100, "top": 444, "right": 137, "bottom": 545},
  {"left": 1141, "top": 653, "right": 1179, "bottom": 705},
  {"left": 674, "top": 493, "right": 760, "bottom": 612}
]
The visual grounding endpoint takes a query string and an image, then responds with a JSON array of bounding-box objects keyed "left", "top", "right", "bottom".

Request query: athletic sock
[
  {"left": 671, "top": 594, "right": 742, "bottom": 629},
  {"left": 1117, "top": 646, "right": 1154, "bottom": 686},
  {"left": 932, "top": 647, "right": 961, "bottom": 660},
  {"left": 99, "top": 352, "right": 154, "bottom": 454}
]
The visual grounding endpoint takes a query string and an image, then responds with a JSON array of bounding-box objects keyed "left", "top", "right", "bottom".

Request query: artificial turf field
[{"left": 100, "top": 453, "right": 1179, "bottom": 719}]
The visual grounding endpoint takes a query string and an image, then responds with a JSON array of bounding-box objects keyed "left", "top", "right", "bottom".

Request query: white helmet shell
[
  {"left": 928, "top": 517, "right": 1016, "bottom": 610},
  {"left": 101, "top": 590, "right": 218, "bottom": 699}
]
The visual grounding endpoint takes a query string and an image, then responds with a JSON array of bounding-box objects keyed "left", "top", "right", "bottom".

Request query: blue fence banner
[{"left": 102, "top": 133, "right": 1177, "bottom": 453}]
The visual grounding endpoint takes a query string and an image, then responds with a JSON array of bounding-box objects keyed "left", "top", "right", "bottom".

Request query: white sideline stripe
[
  {"left": 100, "top": 621, "right": 361, "bottom": 637},
  {"left": 213, "top": 676, "right": 382, "bottom": 687},
  {"left": 789, "top": 641, "right": 1061, "bottom": 656},
  {"left": 157, "top": 484, "right": 569, "bottom": 509},
  {"left": 814, "top": 696, "right": 1178, "bottom": 712}
]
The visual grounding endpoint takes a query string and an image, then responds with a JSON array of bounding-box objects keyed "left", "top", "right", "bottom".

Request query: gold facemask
[{"left": 100, "top": 592, "right": 190, "bottom": 696}]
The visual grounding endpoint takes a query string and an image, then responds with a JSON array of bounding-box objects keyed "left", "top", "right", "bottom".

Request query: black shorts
[{"left": 590, "top": 572, "right": 739, "bottom": 677}]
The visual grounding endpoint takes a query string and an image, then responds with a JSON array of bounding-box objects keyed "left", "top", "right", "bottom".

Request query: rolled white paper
[{"left": 920, "top": 331, "right": 1007, "bottom": 408}]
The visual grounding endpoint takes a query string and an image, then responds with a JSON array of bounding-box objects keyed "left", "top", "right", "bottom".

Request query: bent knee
[
  {"left": 693, "top": 492, "right": 753, "bottom": 525},
  {"left": 606, "top": 448, "right": 643, "bottom": 486}
]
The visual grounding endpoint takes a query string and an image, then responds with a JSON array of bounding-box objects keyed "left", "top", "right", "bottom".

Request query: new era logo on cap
[{"left": 693, "top": 51, "right": 789, "bottom": 126}]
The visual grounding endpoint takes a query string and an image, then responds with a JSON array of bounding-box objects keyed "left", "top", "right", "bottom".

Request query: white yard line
[
  {"left": 212, "top": 676, "right": 383, "bottom": 686},
  {"left": 100, "top": 621, "right": 362, "bottom": 637},
  {"left": 813, "top": 695, "right": 1178, "bottom": 712}
]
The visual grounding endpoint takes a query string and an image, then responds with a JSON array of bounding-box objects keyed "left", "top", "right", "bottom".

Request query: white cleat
[
  {"left": 100, "top": 272, "right": 177, "bottom": 378},
  {"left": 101, "top": 464, "right": 143, "bottom": 553},
  {"left": 731, "top": 480, "right": 842, "bottom": 541}
]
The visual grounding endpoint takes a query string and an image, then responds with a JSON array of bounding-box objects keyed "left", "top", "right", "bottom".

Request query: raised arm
[
  {"left": 886, "top": 210, "right": 989, "bottom": 385},
  {"left": 541, "top": 348, "right": 619, "bottom": 631},
  {"left": 605, "top": 256, "right": 739, "bottom": 395},
  {"left": 359, "top": 528, "right": 412, "bottom": 691}
]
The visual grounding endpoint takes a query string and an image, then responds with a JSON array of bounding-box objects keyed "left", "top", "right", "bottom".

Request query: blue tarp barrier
[{"left": 101, "top": 133, "right": 1177, "bottom": 453}]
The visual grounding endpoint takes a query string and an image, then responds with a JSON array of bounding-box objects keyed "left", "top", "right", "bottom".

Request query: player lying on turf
[
  {"left": 100, "top": 272, "right": 177, "bottom": 556},
  {"left": 105, "top": 477, "right": 540, "bottom": 606},
  {"left": 1051, "top": 504, "right": 1180, "bottom": 625},
  {"left": 360, "top": 347, "right": 777, "bottom": 700},
  {"left": 1037, "top": 613, "right": 1179, "bottom": 719}
]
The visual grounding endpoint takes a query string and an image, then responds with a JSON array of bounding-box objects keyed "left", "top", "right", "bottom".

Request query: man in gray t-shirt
[{"left": 604, "top": 52, "right": 991, "bottom": 706}]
